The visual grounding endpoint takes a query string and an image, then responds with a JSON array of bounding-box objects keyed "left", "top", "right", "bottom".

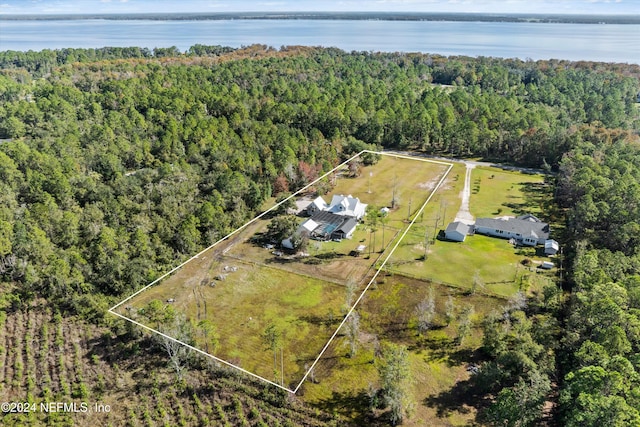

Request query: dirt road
[{"left": 454, "top": 162, "right": 476, "bottom": 225}]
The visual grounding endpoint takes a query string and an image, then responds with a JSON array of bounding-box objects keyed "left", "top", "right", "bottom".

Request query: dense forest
[{"left": 0, "top": 45, "right": 639, "bottom": 425}]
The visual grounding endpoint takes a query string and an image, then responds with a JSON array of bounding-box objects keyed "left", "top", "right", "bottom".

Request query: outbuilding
[
  {"left": 445, "top": 221, "right": 470, "bottom": 242},
  {"left": 544, "top": 239, "right": 560, "bottom": 255}
]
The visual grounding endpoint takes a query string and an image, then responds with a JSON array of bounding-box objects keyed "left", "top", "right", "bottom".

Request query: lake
[{"left": 0, "top": 18, "right": 638, "bottom": 64}]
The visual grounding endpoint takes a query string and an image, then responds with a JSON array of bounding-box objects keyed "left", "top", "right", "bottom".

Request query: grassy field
[
  {"left": 106, "top": 154, "right": 561, "bottom": 425},
  {"left": 123, "top": 256, "right": 349, "bottom": 388},
  {"left": 302, "top": 276, "right": 506, "bottom": 426},
  {"left": 329, "top": 154, "right": 450, "bottom": 225},
  {"left": 114, "top": 152, "right": 452, "bottom": 390},
  {"left": 225, "top": 219, "right": 395, "bottom": 287},
  {"left": 468, "top": 166, "right": 547, "bottom": 219},
  {"left": 388, "top": 165, "right": 556, "bottom": 297}
]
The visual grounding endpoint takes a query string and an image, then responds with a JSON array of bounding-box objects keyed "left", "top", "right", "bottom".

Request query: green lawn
[
  {"left": 297, "top": 162, "right": 558, "bottom": 424},
  {"left": 388, "top": 231, "right": 552, "bottom": 297},
  {"left": 388, "top": 166, "right": 556, "bottom": 298},
  {"left": 469, "top": 167, "right": 546, "bottom": 219},
  {"left": 235, "top": 153, "right": 451, "bottom": 287},
  {"left": 330, "top": 154, "right": 450, "bottom": 224},
  {"left": 117, "top": 152, "right": 453, "bottom": 389}
]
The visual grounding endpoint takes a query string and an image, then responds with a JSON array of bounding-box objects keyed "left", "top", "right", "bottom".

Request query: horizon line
[{"left": 1, "top": 11, "right": 639, "bottom": 17}]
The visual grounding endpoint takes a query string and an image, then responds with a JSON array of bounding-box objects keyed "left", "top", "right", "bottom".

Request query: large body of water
[{"left": 0, "top": 18, "right": 638, "bottom": 64}]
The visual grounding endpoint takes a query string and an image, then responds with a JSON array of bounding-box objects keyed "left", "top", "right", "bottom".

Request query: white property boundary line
[
  {"left": 108, "top": 150, "right": 453, "bottom": 394},
  {"left": 292, "top": 153, "right": 452, "bottom": 393}
]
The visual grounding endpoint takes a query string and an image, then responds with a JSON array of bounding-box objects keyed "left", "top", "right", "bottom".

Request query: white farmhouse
[
  {"left": 327, "top": 194, "right": 368, "bottom": 220},
  {"left": 305, "top": 194, "right": 368, "bottom": 220}
]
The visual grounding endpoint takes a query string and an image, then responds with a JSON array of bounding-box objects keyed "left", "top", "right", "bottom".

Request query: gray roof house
[
  {"left": 282, "top": 211, "right": 360, "bottom": 249},
  {"left": 306, "top": 196, "right": 328, "bottom": 216},
  {"left": 474, "top": 215, "right": 550, "bottom": 246},
  {"left": 445, "top": 221, "right": 471, "bottom": 242}
]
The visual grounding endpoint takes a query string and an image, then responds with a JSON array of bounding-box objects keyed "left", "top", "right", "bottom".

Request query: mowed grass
[
  {"left": 391, "top": 232, "right": 553, "bottom": 297},
  {"left": 121, "top": 257, "right": 348, "bottom": 388},
  {"left": 389, "top": 166, "right": 555, "bottom": 297},
  {"left": 227, "top": 152, "right": 450, "bottom": 286},
  {"left": 303, "top": 277, "right": 505, "bottom": 426},
  {"left": 469, "top": 167, "right": 546, "bottom": 218}
]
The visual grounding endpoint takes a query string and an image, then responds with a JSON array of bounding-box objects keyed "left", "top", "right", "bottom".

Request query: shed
[
  {"left": 282, "top": 238, "right": 294, "bottom": 250},
  {"left": 539, "top": 261, "right": 554, "bottom": 270},
  {"left": 544, "top": 239, "right": 559, "bottom": 255},
  {"left": 445, "top": 221, "right": 470, "bottom": 242}
]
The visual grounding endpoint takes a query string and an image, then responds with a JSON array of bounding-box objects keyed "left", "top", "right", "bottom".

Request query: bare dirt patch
[{"left": 417, "top": 177, "right": 440, "bottom": 190}]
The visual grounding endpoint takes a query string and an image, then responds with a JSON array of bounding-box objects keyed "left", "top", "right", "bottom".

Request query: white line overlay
[{"left": 108, "top": 150, "right": 453, "bottom": 394}]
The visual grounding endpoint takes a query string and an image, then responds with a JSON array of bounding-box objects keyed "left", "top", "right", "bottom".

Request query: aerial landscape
[{"left": 0, "top": 0, "right": 639, "bottom": 426}]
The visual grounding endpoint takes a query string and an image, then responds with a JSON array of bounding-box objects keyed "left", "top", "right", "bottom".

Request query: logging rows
[{"left": 0, "top": 306, "right": 339, "bottom": 426}]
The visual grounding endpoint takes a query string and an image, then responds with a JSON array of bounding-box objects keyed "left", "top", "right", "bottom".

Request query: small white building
[
  {"left": 282, "top": 219, "right": 319, "bottom": 249},
  {"left": 544, "top": 239, "right": 559, "bottom": 255},
  {"left": 445, "top": 221, "right": 470, "bottom": 242},
  {"left": 539, "top": 261, "right": 554, "bottom": 270}
]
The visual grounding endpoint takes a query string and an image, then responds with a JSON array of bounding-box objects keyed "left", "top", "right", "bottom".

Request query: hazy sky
[{"left": 0, "top": 0, "right": 637, "bottom": 15}]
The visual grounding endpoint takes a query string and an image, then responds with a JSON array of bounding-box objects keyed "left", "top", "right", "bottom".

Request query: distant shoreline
[{"left": 1, "top": 12, "right": 640, "bottom": 25}]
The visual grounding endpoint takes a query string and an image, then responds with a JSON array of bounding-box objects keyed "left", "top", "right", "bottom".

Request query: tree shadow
[
  {"left": 312, "top": 390, "right": 383, "bottom": 426},
  {"left": 423, "top": 375, "right": 489, "bottom": 421},
  {"left": 412, "top": 334, "right": 484, "bottom": 369},
  {"left": 86, "top": 332, "right": 171, "bottom": 372},
  {"left": 299, "top": 314, "right": 338, "bottom": 328},
  {"left": 448, "top": 348, "right": 484, "bottom": 367},
  {"left": 314, "top": 252, "right": 345, "bottom": 260},
  {"left": 264, "top": 256, "right": 298, "bottom": 265},
  {"left": 520, "top": 181, "right": 553, "bottom": 212},
  {"left": 502, "top": 201, "right": 528, "bottom": 214},
  {"left": 409, "top": 333, "right": 455, "bottom": 360}
]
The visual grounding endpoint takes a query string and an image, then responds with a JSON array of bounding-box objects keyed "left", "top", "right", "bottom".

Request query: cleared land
[
  {"left": 387, "top": 165, "right": 556, "bottom": 297},
  {"left": 108, "top": 153, "right": 560, "bottom": 425},
  {"left": 112, "top": 152, "right": 451, "bottom": 390},
  {"left": 297, "top": 163, "right": 560, "bottom": 424}
]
